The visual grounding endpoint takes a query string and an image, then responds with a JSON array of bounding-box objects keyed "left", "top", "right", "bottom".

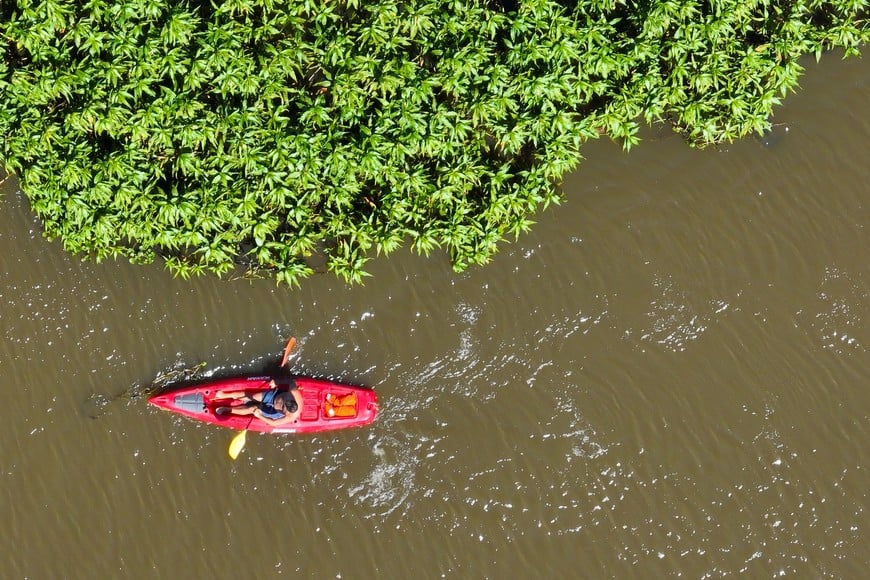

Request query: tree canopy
[{"left": 1, "top": 0, "right": 866, "bottom": 285}]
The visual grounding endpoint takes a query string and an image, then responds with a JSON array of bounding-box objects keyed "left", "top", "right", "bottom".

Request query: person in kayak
[{"left": 215, "top": 379, "right": 302, "bottom": 426}]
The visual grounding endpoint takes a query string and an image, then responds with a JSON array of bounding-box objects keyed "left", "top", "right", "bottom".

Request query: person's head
[{"left": 277, "top": 392, "right": 298, "bottom": 414}]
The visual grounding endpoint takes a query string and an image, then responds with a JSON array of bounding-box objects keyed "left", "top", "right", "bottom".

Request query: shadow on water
[
  {"left": 81, "top": 359, "right": 299, "bottom": 419},
  {"left": 756, "top": 123, "right": 791, "bottom": 148},
  {"left": 81, "top": 336, "right": 302, "bottom": 418},
  {"left": 80, "top": 361, "right": 209, "bottom": 419},
  {"left": 79, "top": 337, "right": 367, "bottom": 420}
]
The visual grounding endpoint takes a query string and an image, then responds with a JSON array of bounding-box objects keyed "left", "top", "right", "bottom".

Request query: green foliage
[{"left": 0, "top": 0, "right": 867, "bottom": 285}]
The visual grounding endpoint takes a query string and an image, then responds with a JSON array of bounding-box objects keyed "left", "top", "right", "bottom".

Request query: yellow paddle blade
[{"left": 228, "top": 429, "right": 248, "bottom": 460}]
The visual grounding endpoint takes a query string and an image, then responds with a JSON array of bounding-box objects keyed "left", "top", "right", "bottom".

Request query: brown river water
[{"left": 1, "top": 54, "right": 867, "bottom": 578}]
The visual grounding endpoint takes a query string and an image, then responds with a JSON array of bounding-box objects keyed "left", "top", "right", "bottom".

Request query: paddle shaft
[{"left": 227, "top": 336, "right": 295, "bottom": 460}]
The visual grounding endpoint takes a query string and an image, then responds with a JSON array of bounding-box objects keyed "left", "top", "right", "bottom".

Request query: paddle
[
  {"left": 280, "top": 336, "right": 297, "bottom": 368},
  {"left": 227, "top": 336, "right": 297, "bottom": 460},
  {"left": 228, "top": 416, "right": 254, "bottom": 460}
]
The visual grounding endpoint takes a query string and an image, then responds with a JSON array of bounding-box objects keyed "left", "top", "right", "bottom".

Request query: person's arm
[
  {"left": 289, "top": 387, "right": 303, "bottom": 414},
  {"left": 253, "top": 407, "right": 299, "bottom": 426},
  {"left": 253, "top": 388, "right": 302, "bottom": 426}
]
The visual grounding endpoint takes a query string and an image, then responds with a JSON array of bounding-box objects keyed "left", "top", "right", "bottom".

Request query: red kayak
[{"left": 148, "top": 376, "right": 378, "bottom": 434}]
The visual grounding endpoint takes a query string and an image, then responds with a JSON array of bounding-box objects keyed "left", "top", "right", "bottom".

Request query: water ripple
[{"left": 801, "top": 266, "right": 867, "bottom": 354}]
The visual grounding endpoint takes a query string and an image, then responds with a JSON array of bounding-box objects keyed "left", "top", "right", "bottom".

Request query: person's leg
[
  {"left": 215, "top": 390, "right": 246, "bottom": 399},
  {"left": 215, "top": 403, "right": 257, "bottom": 416}
]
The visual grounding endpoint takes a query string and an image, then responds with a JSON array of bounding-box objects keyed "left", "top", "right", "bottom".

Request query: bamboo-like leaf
[{"left": 1, "top": 0, "right": 867, "bottom": 284}]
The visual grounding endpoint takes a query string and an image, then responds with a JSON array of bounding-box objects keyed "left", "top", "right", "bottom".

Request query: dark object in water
[{"left": 758, "top": 124, "right": 790, "bottom": 149}]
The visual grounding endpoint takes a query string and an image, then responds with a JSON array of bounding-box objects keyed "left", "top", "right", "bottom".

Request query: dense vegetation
[{"left": 1, "top": 0, "right": 867, "bottom": 285}]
